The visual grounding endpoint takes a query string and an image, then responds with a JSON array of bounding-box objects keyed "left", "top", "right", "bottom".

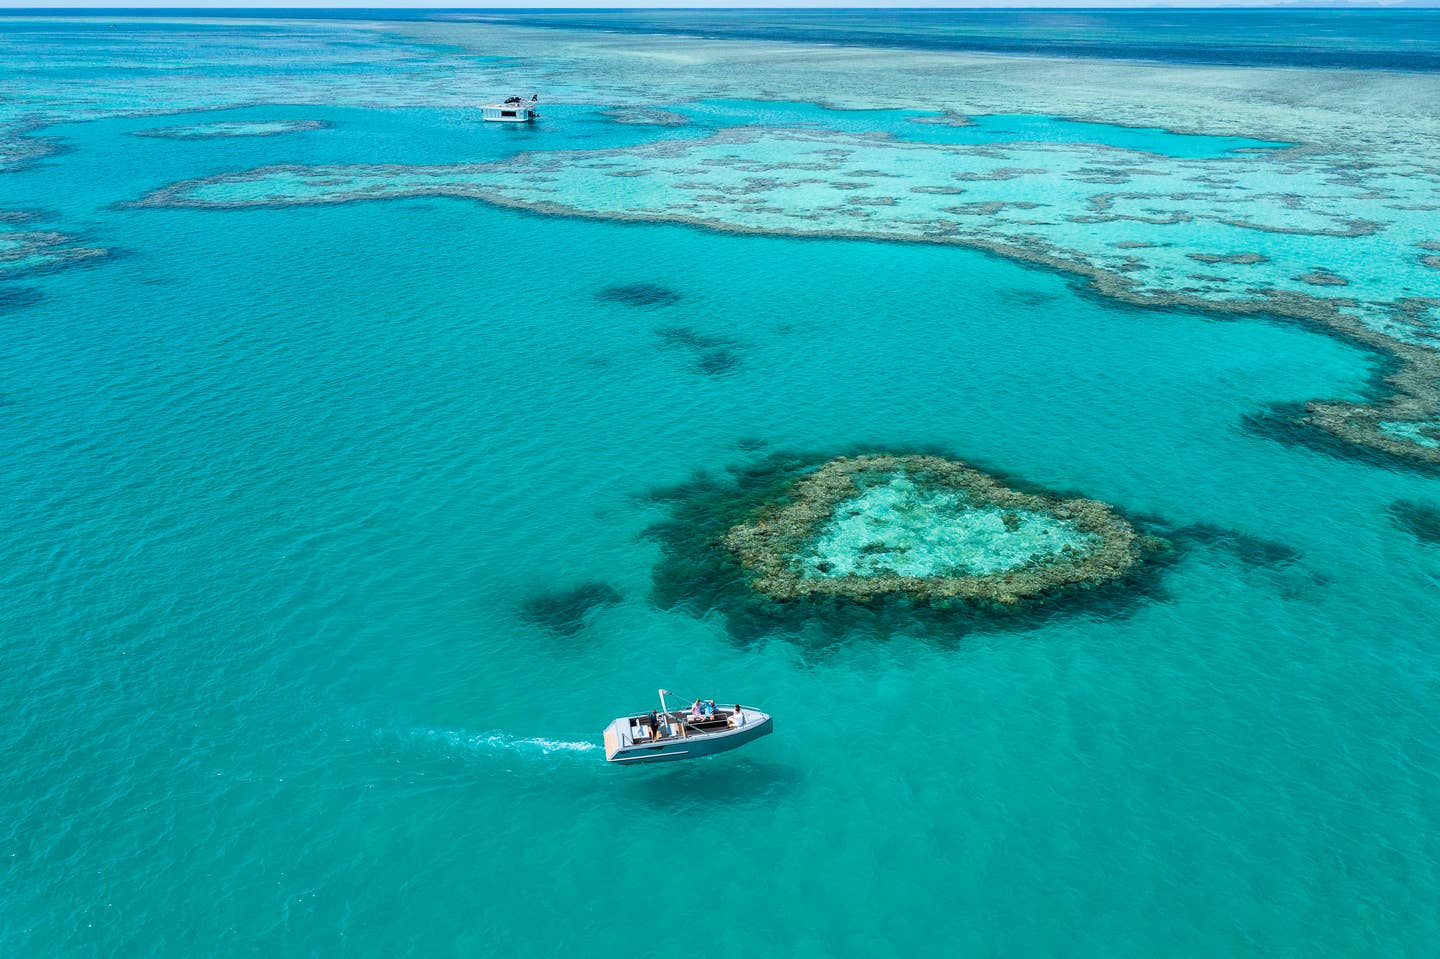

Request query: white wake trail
[{"left": 413, "top": 727, "right": 599, "bottom": 757}]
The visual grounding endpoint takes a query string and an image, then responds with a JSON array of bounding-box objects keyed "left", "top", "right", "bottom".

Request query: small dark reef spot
[
  {"left": 999, "top": 288, "right": 1060, "bottom": 307},
  {"left": 654, "top": 326, "right": 730, "bottom": 351},
  {"left": 519, "top": 582, "right": 623, "bottom": 636},
  {"left": 1388, "top": 500, "right": 1440, "bottom": 546},
  {"left": 1169, "top": 523, "right": 1303, "bottom": 568},
  {"left": 1186, "top": 252, "right": 1267, "bottom": 266},
  {"left": 696, "top": 349, "right": 742, "bottom": 376},
  {"left": 597, "top": 283, "right": 682, "bottom": 307},
  {"left": 0, "top": 286, "right": 44, "bottom": 314},
  {"left": 1295, "top": 267, "right": 1349, "bottom": 287},
  {"left": 655, "top": 326, "right": 744, "bottom": 377}
]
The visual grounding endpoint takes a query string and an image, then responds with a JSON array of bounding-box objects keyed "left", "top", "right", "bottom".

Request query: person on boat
[
  {"left": 730, "top": 705, "right": 746, "bottom": 728},
  {"left": 702, "top": 699, "right": 717, "bottom": 718},
  {"left": 646, "top": 710, "right": 661, "bottom": 739},
  {"left": 690, "top": 700, "right": 704, "bottom": 722}
]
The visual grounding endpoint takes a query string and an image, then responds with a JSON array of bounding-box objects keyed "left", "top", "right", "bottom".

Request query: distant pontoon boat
[
  {"left": 603, "top": 690, "right": 773, "bottom": 765},
  {"left": 482, "top": 95, "right": 540, "bottom": 123}
]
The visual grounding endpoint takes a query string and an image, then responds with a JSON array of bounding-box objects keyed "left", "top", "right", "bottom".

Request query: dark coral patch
[
  {"left": 1187, "top": 252, "right": 1267, "bottom": 266},
  {"left": 519, "top": 582, "right": 623, "bottom": 636},
  {"left": 0, "top": 124, "right": 67, "bottom": 173},
  {"left": 655, "top": 326, "right": 744, "bottom": 376},
  {"left": 1170, "top": 523, "right": 1303, "bottom": 567},
  {"left": 597, "top": 283, "right": 682, "bottom": 307},
  {"left": 654, "top": 326, "right": 730, "bottom": 350},
  {"left": 1296, "top": 267, "right": 1349, "bottom": 286},
  {"left": 0, "top": 286, "right": 43, "bottom": 314},
  {"left": 999, "top": 288, "right": 1061, "bottom": 307},
  {"left": 1156, "top": 522, "right": 1324, "bottom": 602},
  {"left": 1388, "top": 500, "right": 1440, "bottom": 546},
  {"left": 695, "top": 349, "right": 742, "bottom": 377}
]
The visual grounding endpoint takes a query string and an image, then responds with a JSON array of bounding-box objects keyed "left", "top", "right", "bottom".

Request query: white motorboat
[{"left": 603, "top": 690, "right": 773, "bottom": 765}]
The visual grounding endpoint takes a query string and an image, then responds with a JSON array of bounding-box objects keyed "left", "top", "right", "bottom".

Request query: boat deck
[{"left": 604, "top": 706, "right": 771, "bottom": 763}]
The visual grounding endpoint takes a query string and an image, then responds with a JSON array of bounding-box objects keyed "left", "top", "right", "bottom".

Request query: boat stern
[{"left": 603, "top": 722, "right": 623, "bottom": 762}]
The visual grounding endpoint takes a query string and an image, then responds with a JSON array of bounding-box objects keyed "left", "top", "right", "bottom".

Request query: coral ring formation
[{"left": 723, "top": 454, "right": 1158, "bottom": 608}]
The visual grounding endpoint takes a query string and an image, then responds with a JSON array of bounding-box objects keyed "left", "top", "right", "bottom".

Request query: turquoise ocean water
[{"left": 3, "top": 13, "right": 1440, "bottom": 957}]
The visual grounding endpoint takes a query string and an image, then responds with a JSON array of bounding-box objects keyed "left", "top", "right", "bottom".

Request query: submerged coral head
[{"left": 597, "top": 282, "right": 682, "bottom": 307}]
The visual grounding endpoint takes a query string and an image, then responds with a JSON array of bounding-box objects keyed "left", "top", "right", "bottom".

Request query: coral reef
[
  {"left": 643, "top": 451, "right": 1167, "bottom": 643},
  {"left": 725, "top": 454, "right": 1152, "bottom": 606}
]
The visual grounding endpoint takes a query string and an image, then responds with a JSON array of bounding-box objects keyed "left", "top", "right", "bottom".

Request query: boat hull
[{"left": 605, "top": 713, "right": 773, "bottom": 765}]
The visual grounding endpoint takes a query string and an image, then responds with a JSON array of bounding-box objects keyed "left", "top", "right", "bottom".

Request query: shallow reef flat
[
  {"left": 137, "top": 122, "right": 1440, "bottom": 466},
  {"left": 132, "top": 119, "right": 328, "bottom": 140},
  {"left": 645, "top": 452, "right": 1166, "bottom": 642}
]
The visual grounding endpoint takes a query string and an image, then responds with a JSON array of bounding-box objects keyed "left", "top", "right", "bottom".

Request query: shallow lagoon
[
  {"left": 3, "top": 13, "right": 1440, "bottom": 958},
  {"left": 800, "top": 474, "right": 1096, "bottom": 579}
]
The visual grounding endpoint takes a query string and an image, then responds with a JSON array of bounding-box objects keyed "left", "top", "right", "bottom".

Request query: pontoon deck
[{"left": 481, "top": 95, "right": 539, "bottom": 123}]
